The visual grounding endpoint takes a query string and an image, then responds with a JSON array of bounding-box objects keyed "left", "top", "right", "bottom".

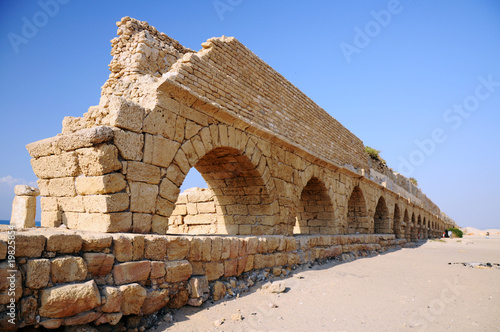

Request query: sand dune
[{"left": 462, "top": 226, "right": 500, "bottom": 236}]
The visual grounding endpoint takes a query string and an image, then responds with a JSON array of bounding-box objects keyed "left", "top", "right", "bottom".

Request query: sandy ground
[{"left": 155, "top": 235, "right": 500, "bottom": 332}]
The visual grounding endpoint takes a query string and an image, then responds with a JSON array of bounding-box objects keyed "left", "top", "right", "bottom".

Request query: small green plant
[
  {"left": 409, "top": 177, "right": 418, "bottom": 186},
  {"left": 365, "top": 146, "right": 386, "bottom": 164},
  {"left": 447, "top": 227, "right": 463, "bottom": 238}
]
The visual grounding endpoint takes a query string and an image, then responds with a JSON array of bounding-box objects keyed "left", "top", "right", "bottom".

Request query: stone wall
[{"left": 0, "top": 227, "right": 402, "bottom": 329}]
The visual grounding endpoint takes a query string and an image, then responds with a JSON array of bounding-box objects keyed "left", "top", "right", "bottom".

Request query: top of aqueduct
[{"left": 25, "top": 17, "right": 455, "bottom": 235}]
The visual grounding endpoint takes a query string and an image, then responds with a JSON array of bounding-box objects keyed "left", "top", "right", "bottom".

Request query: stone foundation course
[{"left": 0, "top": 227, "right": 403, "bottom": 329}]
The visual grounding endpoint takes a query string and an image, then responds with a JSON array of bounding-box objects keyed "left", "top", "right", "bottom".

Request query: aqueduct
[{"left": 2, "top": 17, "right": 457, "bottom": 329}]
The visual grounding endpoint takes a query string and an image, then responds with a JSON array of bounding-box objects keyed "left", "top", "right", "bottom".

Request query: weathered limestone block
[
  {"left": 112, "top": 261, "right": 151, "bottom": 285},
  {"left": 26, "top": 136, "right": 61, "bottom": 158},
  {"left": 132, "top": 213, "right": 152, "bottom": 233},
  {"left": 94, "top": 312, "right": 122, "bottom": 326},
  {"left": 61, "top": 116, "right": 86, "bottom": 134},
  {"left": 155, "top": 196, "right": 175, "bottom": 217},
  {"left": 143, "top": 134, "right": 180, "bottom": 168},
  {"left": 45, "top": 233, "right": 83, "bottom": 253},
  {"left": 77, "top": 144, "right": 122, "bottom": 176},
  {"left": 40, "top": 197, "right": 58, "bottom": 212},
  {"left": 10, "top": 196, "right": 36, "bottom": 228},
  {"left": 14, "top": 185, "right": 40, "bottom": 196},
  {"left": 107, "top": 96, "right": 145, "bottom": 133},
  {"left": 119, "top": 283, "right": 147, "bottom": 315},
  {"left": 203, "top": 261, "right": 224, "bottom": 281},
  {"left": 83, "top": 253, "right": 114, "bottom": 276},
  {"left": 212, "top": 281, "right": 226, "bottom": 301},
  {"left": 165, "top": 260, "right": 192, "bottom": 283},
  {"left": 112, "top": 127, "right": 144, "bottom": 161},
  {"left": 0, "top": 240, "right": 6, "bottom": 260},
  {"left": 166, "top": 289, "right": 189, "bottom": 309},
  {"left": 126, "top": 161, "right": 161, "bottom": 184},
  {"left": 78, "top": 212, "right": 132, "bottom": 233},
  {"left": 151, "top": 215, "right": 168, "bottom": 234},
  {"left": 142, "top": 289, "right": 170, "bottom": 315},
  {"left": 150, "top": 261, "right": 166, "bottom": 278},
  {"left": 31, "top": 151, "right": 80, "bottom": 179},
  {"left": 188, "top": 276, "right": 209, "bottom": 298},
  {"left": 83, "top": 192, "right": 129, "bottom": 213},
  {"left": 13, "top": 234, "right": 45, "bottom": 257},
  {"left": 112, "top": 234, "right": 144, "bottom": 262},
  {"left": 20, "top": 296, "right": 38, "bottom": 327},
  {"left": 51, "top": 256, "right": 88, "bottom": 283},
  {"left": 0, "top": 262, "right": 22, "bottom": 304},
  {"left": 46, "top": 177, "right": 77, "bottom": 197},
  {"left": 166, "top": 236, "right": 190, "bottom": 260},
  {"left": 41, "top": 210, "right": 62, "bottom": 228},
  {"left": 58, "top": 196, "right": 85, "bottom": 212},
  {"left": 144, "top": 235, "right": 167, "bottom": 261},
  {"left": 75, "top": 173, "right": 126, "bottom": 195},
  {"left": 130, "top": 181, "right": 158, "bottom": 214},
  {"left": 143, "top": 106, "right": 176, "bottom": 139},
  {"left": 57, "top": 126, "right": 114, "bottom": 152},
  {"left": 100, "top": 286, "right": 122, "bottom": 313},
  {"left": 39, "top": 280, "right": 101, "bottom": 318},
  {"left": 81, "top": 232, "right": 112, "bottom": 252},
  {"left": 62, "top": 310, "right": 101, "bottom": 326}
]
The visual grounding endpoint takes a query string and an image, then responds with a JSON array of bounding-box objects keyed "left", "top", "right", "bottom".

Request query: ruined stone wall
[
  {"left": 0, "top": 227, "right": 401, "bottom": 329},
  {"left": 24, "top": 16, "right": 455, "bottom": 237}
]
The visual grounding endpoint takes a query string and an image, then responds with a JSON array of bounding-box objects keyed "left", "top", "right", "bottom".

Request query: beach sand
[{"left": 155, "top": 235, "right": 500, "bottom": 332}]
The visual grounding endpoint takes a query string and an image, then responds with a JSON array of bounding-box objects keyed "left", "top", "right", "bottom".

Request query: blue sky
[{"left": 1, "top": 1, "right": 499, "bottom": 229}]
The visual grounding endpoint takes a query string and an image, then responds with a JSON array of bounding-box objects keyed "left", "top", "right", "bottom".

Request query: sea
[{"left": 0, "top": 220, "right": 41, "bottom": 226}]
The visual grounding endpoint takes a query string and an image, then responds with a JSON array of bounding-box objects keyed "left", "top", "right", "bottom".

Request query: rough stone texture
[
  {"left": 51, "top": 256, "right": 88, "bottom": 283},
  {"left": 14, "top": 185, "right": 40, "bottom": 196},
  {"left": 26, "top": 259, "right": 50, "bottom": 289},
  {"left": 112, "top": 261, "right": 151, "bottom": 285},
  {"left": 46, "top": 233, "right": 83, "bottom": 253},
  {"left": 83, "top": 253, "right": 114, "bottom": 276},
  {"left": 100, "top": 286, "right": 122, "bottom": 313},
  {"left": 77, "top": 144, "right": 122, "bottom": 176},
  {"left": 10, "top": 196, "right": 36, "bottom": 228},
  {"left": 165, "top": 260, "right": 192, "bottom": 283},
  {"left": 39, "top": 280, "right": 101, "bottom": 318},
  {"left": 75, "top": 173, "right": 126, "bottom": 195},
  {"left": 142, "top": 289, "right": 170, "bottom": 315},
  {"left": 119, "top": 283, "right": 146, "bottom": 315}
]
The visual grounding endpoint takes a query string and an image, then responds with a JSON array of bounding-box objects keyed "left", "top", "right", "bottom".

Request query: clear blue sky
[{"left": 1, "top": 1, "right": 499, "bottom": 229}]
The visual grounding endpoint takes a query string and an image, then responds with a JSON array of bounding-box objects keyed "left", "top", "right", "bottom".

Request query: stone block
[
  {"left": 210, "top": 237, "right": 222, "bottom": 261},
  {"left": 14, "top": 234, "right": 46, "bottom": 257},
  {"left": 132, "top": 213, "right": 152, "bottom": 233},
  {"left": 165, "top": 260, "right": 192, "bottom": 283},
  {"left": 166, "top": 236, "right": 190, "bottom": 260},
  {"left": 58, "top": 196, "right": 85, "bottom": 212},
  {"left": 78, "top": 212, "right": 132, "bottom": 233},
  {"left": 46, "top": 233, "right": 83, "bottom": 253},
  {"left": 0, "top": 262, "right": 22, "bottom": 305},
  {"left": 108, "top": 96, "right": 145, "bottom": 133},
  {"left": 40, "top": 197, "right": 58, "bottom": 211},
  {"left": 112, "top": 234, "right": 143, "bottom": 262},
  {"left": 14, "top": 185, "right": 40, "bottom": 196},
  {"left": 130, "top": 181, "right": 158, "bottom": 214},
  {"left": 0, "top": 240, "right": 6, "bottom": 260},
  {"left": 83, "top": 192, "right": 129, "bottom": 213},
  {"left": 57, "top": 126, "right": 114, "bottom": 151},
  {"left": 203, "top": 261, "right": 224, "bottom": 281},
  {"left": 100, "top": 286, "right": 122, "bottom": 313},
  {"left": 184, "top": 214, "right": 216, "bottom": 225},
  {"left": 26, "top": 259, "right": 50, "bottom": 289},
  {"left": 26, "top": 136, "right": 61, "bottom": 158},
  {"left": 113, "top": 128, "right": 144, "bottom": 161},
  {"left": 41, "top": 211, "right": 62, "bottom": 228},
  {"left": 83, "top": 253, "right": 114, "bottom": 276},
  {"left": 10, "top": 196, "right": 36, "bottom": 228},
  {"left": 51, "top": 256, "right": 88, "bottom": 283},
  {"left": 31, "top": 151, "right": 80, "bottom": 179},
  {"left": 39, "top": 280, "right": 101, "bottom": 318},
  {"left": 159, "top": 178, "right": 180, "bottom": 203},
  {"left": 212, "top": 281, "right": 226, "bottom": 301},
  {"left": 152, "top": 215, "right": 168, "bottom": 234},
  {"left": 81, "top": 233, "right": 112, "bottom": 252},
  {"left": 95, "top": 312, "right": 122, "bottom": 326},
  {"left": 47, "top": 177, "right": 77, "bottom": 197},
  {"left": 197, "top": 202, "right": 216, "bottom": 213},
  {"left": 112, "top": 261, "right": 151, "bottom": 285},
  {"left": 224, "top": 259, "right": 238, "bottom": 277},
  {"left": 62, "top": 310, "right": 101, "bottom": 326},
  {"left": 166, "top": 163, "right": 184, "bottom": 187},
  {"left": 20, "top": 296, "right": 37, "bottom": 326},
  {"left": 119, "top": 283, "right": 147, "bottom": 315},
  {"left": 143, "top": 107, "right": 176, "bottom": 139},
  {"left": 144, "top": 235, "right": 167, "bottom": 260},
  {"left": 188, "top": 276, "right": 209, "bottom": 298},
  {"left": 143, "top": 134, "right": 180, "bottom": 168},
  {"left": 127, "top": 161, "right": 161, "bottom": 184},
  {"left": 77, "top": 144, "right": 122, "bottom": 176},
  {"left": 142, "top": 289, "right": 170, "bottom": 315},
  {"left": 61, "top": 116, "right": 85, "bottom": 134},
  {"left": 75, "top": 173, "right": 126, "bottom": 195},
  {"left": 156, "top": 196, "right": 175, "bottom": 217},
  {"left": 150, "top": 261, "right": 166, "bottom": 279}
]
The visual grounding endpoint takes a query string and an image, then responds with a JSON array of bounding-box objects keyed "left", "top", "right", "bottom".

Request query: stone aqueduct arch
[{"left": 26, "top": 17, "right": 455, "bottom": 237}]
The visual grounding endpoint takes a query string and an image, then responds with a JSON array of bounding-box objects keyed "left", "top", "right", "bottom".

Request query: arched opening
[
  {"left": 417, "top": 215, "right": 422, "bottom": 240},
  {"left": 347, "top": 186, "right": 369, "bottom": 234},
  {"left": 374, "top": 196, "right": 391, "bottom": 234},
  {"left": 294, "top": 177, "right": 335, "bottom": 235},
  {"left": 403, "top": 209, "right": 410, "bottom": 241},
  {"left": 410, "top": 213, "right": 417, "bottom": 241},
  {"left": 392, "top": 204, "right": 402, "bottom": 238},
  {"left": 169, "top": 147, "right": 277, "bottom": 235},
  {"left": 423, "top": 217, "right": 428, "bottom": 239}
]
